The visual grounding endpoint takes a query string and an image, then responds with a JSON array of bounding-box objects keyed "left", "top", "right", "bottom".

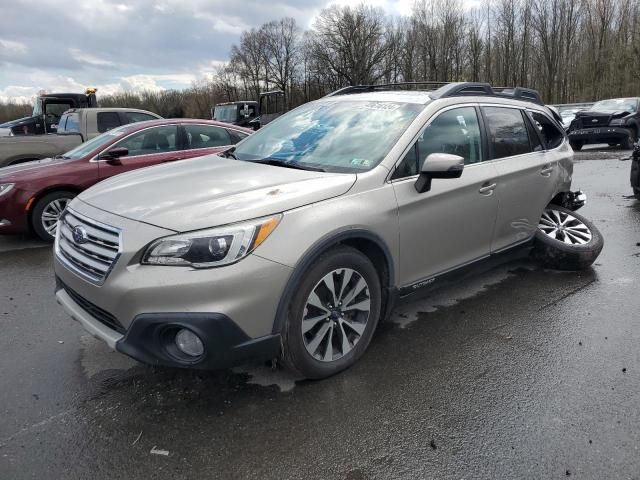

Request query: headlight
[
  {"left": 142, "top": 214, "right": 282, "bottom": 268},
  {"left": 0, "top": 183, "right": 15, "bottom": 197},
  {"left": 609, "top": 119, "right": 626, "bottom": 126}
]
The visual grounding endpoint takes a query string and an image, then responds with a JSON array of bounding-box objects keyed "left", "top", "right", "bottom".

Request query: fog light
[{"left": 175, "top": 328, "right": 204, "bottom": 357}]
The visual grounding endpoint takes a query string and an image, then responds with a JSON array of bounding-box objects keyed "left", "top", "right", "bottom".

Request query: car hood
[
  {"left": 80, "top": 155, "right": 357, "bottom": 232},
  {"left": 0, "top": 157, "right": 70, "bottom": 182},
  {"left": 0, "top": 116, "right": 33, "bottom": 128}
]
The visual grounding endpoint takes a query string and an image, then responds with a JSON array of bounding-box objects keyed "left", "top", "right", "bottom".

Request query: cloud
[{"left": 0, "top": 0, "right": 479, "bottom": 101}]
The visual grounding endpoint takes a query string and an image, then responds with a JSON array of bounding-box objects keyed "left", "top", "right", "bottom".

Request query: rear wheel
[
  {"left": 533, "top": 205, "right": 603, "bottom": 270},
  {"left": 31, "top": 191, "right": 76, "bottom": 242},
  {"left": 282, "top": 246, "right": 382, "bottom": 379},
  {"left": 570, "top": 141, "right": 583, "bottom": 151}
]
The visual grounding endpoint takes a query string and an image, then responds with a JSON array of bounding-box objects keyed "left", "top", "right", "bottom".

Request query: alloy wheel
[
  {"left": 538, "top": 208, "right": 592, "bottom": 245},
  {"left": 301, "top": 268, "right": 371, "bottom": 362},
  {"left": 41, "top": 198, "right": 70, "bottom": 236}
]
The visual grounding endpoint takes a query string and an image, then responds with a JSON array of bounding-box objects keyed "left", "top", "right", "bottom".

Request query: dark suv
[{"left": 568, "top": 97, "right": 639, "bottom": 150}]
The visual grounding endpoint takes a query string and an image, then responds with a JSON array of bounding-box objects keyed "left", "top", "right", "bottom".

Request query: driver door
[
  {"left": 97, "top": 125, "right": 181, "bottom": 180},
  {"left": 391, "top": 106, "right": 500, "bottom": 289}
]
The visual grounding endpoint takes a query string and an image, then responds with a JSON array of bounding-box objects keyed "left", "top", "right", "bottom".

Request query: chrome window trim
[{"left": 54, "top": 207, "right": 123, "bottom": 286}]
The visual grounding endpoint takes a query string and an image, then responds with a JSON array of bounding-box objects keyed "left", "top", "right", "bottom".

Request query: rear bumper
[
  {"left": 55, "top": 278, "right": 281, "bottom": 369},
  {"left": 568, "top": 126, "right": 629, "bottom": 144}
]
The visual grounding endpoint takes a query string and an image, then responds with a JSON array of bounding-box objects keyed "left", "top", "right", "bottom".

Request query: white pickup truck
[{"left": 0, "top": 107, "right": 161, "bottom": 168}]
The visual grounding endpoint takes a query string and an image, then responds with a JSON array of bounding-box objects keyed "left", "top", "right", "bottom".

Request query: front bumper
[
  {"left": 568, "top": 126, "right": 629, "bottom": 144},
  {"left": 0, "top": 187, "right": 31, "bottom": 234},
  {"left": 55, "top": 280, "right": 281, "bottom": 368},
  {"left": 54, "top": 199, "right": 292, "bottom": 369}
]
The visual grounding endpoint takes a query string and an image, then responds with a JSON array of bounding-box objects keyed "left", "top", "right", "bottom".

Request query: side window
[
  {"left": 392, "top": 106, "right": 483, "bottom": 179},
  {"left": 184, "top": 124, "right": 232, "bottom": 149},
  {"left": 124, "top": 112, "right": 158, "bottom": 124},
  {"left": 524, "top": 115, "right": 543, "bottom": 152},
  {"left": 227, "top": 129, "right": 249, "bottom": 144},
  {"left": 482, "top": 107, "right": 531, "bottom": 159},
  {"left": 97, "top": 112, "right": 122, "bottom": 133},
  {"left": 530, "top": 111, "right": 565, "bottom": 150},
  {"left": 112, "top": 126, "right": 178, "bottom": 157}
]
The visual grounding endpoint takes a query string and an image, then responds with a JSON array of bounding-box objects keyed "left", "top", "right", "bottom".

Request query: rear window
[
  {"left": 57, "top": 113, "right": 80, "bottom": 133},
  {"left": 482, "top": 107, "right": 532, "bottom": 159}
]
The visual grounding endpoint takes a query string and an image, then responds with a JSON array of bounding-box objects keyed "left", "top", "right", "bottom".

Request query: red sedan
[{"left": 0, "top": 119, "right": 251, "bottom": 241}]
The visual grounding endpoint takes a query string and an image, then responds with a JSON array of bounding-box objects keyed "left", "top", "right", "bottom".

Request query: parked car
[
  {"left": 550, "top": 103, "right": 593, "bottom": 131},
  {"left": 567, "top": 97, "right": 639, "bottom": 150},
  {"left": 630, "top": 141, "right": 640, "bottom": 199},
  {"left": 0, "top": 88, "right": 98, "bottom": 137},
  {"left": 0, "top": 108, "right": 161, "bottom": 168},
  {"left": 53, "top": 82, "right": 603, "bottom": 380},
  {"left": 0, "top": 119, "right": 251, "bottom": 241}
]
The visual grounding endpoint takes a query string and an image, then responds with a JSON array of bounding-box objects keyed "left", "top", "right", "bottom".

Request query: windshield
[
  {"left": 62, "top": 126, "right": 127, "bottom": 159},
  {"left": 592, "top": 98, "right": 638, "bottom": 113},
  {"left": 233, "top": 100, "right": 424, "bottom": 173},
  {"left": 214, "top": 105, "right": 239, "bottom": 123}
]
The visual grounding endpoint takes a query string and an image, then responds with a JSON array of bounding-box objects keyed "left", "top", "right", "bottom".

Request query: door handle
[
  {"left": 541, "top": 164, "right": 554, "bottom": 176},
  {"left": 479, "top": 182, "right": 497, "bottom": 194}
]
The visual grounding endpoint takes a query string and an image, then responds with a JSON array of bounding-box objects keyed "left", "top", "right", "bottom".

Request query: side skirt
[{"left": 397, "top": 240, "right": 534, "bottom": 300}]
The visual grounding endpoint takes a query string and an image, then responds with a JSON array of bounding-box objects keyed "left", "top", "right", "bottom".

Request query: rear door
[
  {"left": 481, "top": 105, "right": 551, "bottom": 252},
  {"left": 97, "top": 125, "right": 180, "bottom": 180},
  {"left": 392, "top": 105, "right": 500, "bottom": 288}
]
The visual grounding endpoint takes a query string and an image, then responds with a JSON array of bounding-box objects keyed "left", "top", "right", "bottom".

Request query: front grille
[
  {"left": 56, "top": 209, "right": 121, "bottom": 284},
  {"left": 579, "top": 115, "right": 609, "bottom": 128},
  {"left": 59, "top": 280, "right": 126, "bottom": 334}
]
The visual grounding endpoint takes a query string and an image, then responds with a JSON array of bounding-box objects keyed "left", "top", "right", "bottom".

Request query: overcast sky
[{"left": 0, "top": 0, "right": 478, "bottom": 103}]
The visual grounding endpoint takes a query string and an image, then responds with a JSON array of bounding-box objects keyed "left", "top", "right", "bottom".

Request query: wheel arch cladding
[{"left": 271, "top": 229, "right": 396, "bottom": 335}]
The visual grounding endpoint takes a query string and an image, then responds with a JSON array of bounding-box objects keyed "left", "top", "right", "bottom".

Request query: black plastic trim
[
  {"left": 398, "top": 240, "right": 533, "bottom": 299},
  {"left": 116, "top": 313, "right": 281, "bottom": 369},
  {"left": 270, "top": 229, "right": 396, "bottom": 335}
]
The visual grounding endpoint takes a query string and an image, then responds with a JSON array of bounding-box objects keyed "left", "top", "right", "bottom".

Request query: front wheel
[
  {"left": 31, "top": 191, "right": 76, "bottom": 242},
  {"left": 533, "top": 205, "right": 603, "bottom": 270},
  {"left": 282, "top": 246, "right": 382, "bottom": 379}
]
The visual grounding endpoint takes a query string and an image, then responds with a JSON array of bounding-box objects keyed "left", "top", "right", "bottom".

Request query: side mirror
[
  {"left": 415, "top": 153, "right": 464, "bottom": 193},
  {"left": 101, "top": 146, "right": 128, "bottom": 165}
]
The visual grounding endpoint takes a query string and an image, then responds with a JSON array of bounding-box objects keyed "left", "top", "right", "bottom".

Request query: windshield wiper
[
  {"left": 220, "top": 147, "right": 237, "bottom": 159},
  {"left": 254, "top": 158, "right": 326, "bottom": 172}
]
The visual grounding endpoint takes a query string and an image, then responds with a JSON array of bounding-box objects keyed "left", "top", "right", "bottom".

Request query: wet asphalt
[{"left": 1, "top": 147, "right": 639, "bottom": 479}]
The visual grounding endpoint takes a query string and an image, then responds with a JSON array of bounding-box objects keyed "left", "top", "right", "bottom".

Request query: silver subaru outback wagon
[{"left": 54, "top": 82, "right": 603, "bottom": 379}]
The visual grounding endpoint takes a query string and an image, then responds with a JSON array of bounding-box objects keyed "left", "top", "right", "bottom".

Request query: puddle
[
  {"left": 79, "top": 335, "right": 137, "bottom": 378},
  {"left": 232, "top": 364, "right": 302, "bottom": 392}
]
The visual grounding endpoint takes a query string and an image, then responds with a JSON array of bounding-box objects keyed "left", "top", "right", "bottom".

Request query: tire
[
  {"left": 621, "top": 128, "right": 637, "bottom": 150},
  {"left": 533, "top": 205, "right": 604, "bottom": 271},
  {"left": 31, "top": 191, "right": 76, "bottom": 242},
  {"left": 570, "top": 141, "right": 583, "bottom": 151},
  {"left": 634, "top": 188, "right": 640, "bottom": 200},
  {"left": 608, "top": 142, "right": 618, "bottom": 147},
  {"left": 282, "top": 246, "right": 382, "bottom": 379}
]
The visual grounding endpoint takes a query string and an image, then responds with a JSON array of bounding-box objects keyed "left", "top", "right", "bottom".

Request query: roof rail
[
  {"left": 325, "top": 82, "right": 449, "bottom": 97},
  {"left": 326, "top": 81, "right": 545, "bottom": 105}
]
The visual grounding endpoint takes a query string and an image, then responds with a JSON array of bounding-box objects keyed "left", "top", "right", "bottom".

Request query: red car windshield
[{"left": 62, "top": 127, "right": 127, "bottom": 159}]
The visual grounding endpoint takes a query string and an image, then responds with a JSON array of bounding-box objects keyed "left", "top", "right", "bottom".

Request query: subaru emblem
[
  {"left": 591, "top": 119, "right": 598, "bottom": 123},
  {"left": 72, "top": 225, "right": 89, "bottom": 244}
]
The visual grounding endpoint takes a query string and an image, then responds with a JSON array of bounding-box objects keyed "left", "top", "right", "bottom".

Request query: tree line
[{"left": 1, "top": 0, "right": 639, "bottom": 123}]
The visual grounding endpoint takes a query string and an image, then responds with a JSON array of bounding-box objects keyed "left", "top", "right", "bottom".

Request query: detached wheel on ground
[
  {"left": 31, "top": 191, "right": 76, "bottom": 242},
  {"left": 533, "top": 205, "right": 603, "bottom": 270},
  {"left": 570, "top": 141, "right": 583, "bottom": 151},
  {"left": 282, "top": 246, "right": 382, "bottom": 379}
]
